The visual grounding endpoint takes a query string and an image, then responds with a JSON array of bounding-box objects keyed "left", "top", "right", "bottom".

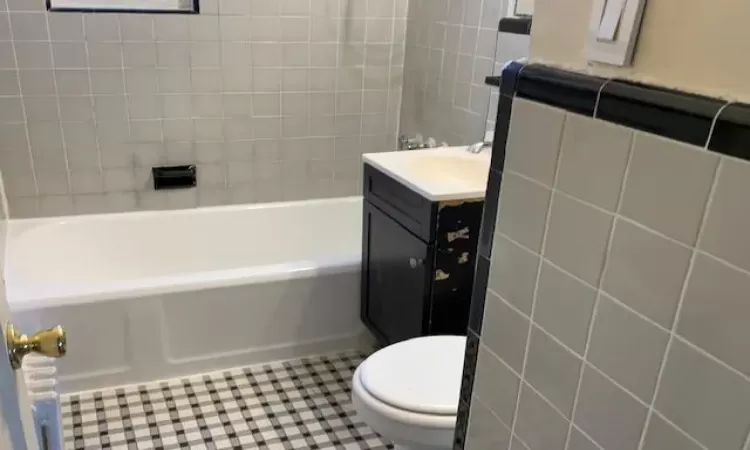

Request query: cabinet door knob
[{"left": 409, "top": 257, "right": 423, "bottom": 268}]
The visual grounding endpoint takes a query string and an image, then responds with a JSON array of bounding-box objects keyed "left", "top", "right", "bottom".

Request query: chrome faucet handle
[
  {"left": 399, "top": 134, "right": 425, "bottom": 150},
  {"left": 467, "top": 142, "right": 489, "bottom": 153},
  {"left": 467, "top": 131, "right": 494, "bottom": 153}
]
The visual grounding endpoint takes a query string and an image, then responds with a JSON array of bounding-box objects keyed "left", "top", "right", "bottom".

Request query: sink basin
[
  {"left": 362, "top": 146, "right": 491, "bottom": 201},
  {"left": 408, "top": 155, "right": 490, "bottom": 186}
]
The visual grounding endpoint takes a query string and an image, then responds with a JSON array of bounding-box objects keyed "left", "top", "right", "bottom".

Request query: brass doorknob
[{"left": 6, "top": 323, "right": 67, "bottom": 370}]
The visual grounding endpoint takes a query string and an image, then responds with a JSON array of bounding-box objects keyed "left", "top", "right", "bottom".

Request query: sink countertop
[{"left": 362, "top": 146, "right": 491, "bottom": 201}]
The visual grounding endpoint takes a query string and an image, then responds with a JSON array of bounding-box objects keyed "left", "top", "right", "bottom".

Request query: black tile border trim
[
  {"left": 500, "top": 60, "right": 524, "bottom": 95},
  {"left": 453, "top": 331, "right": 479, "bottom": 450},
  {"left": 468, "top": 256, "right": 490, "bottom": 334},
  {"left": 453, "top": 400, "right": 471, "bottom": 450},
  {"left": 516, "top": 64, "right": 607, "bottom": 116},
  {"left": 709, "top": 103, "right": 750, "bottom": 160},
  {"left": 477, "top": 170, "right": 501, "bottom": 259},
  {"left": 598, "top": 81, "right": 723, "bottom": 147},
  {"left": 490, "top": 95, "right": 513, "bottom": 172},
  {"left": 498, "top": 16, "right": 532, "bottom": 35},
  {"left": 47, "top": 0, "right": 199, "bottom": 13},
  {"left": 458, "top": 332, "right": 480, "bottom": 405},
  {"left": 501, "top": 61, "right": 750, "bottom": 161}
]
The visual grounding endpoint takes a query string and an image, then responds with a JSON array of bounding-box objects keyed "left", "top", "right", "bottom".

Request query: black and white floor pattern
[{"left": 61, "top": 350, "right": 392, "bottom": 449}]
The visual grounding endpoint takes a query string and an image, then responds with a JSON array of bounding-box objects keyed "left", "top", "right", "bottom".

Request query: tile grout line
[
  {"left": 512, "top": 435, "right": 531, "bottom": 450},
  {"left": 591, "top": 77, "right": 613, "bottom": 119},
  {"left": 510, "top": 431, "right": 532, "bottom": 450},
  {"left": 478, "top": 338, "right": 521, "bottom": 377},
  {"left": 497, "top": 228, "right": 677, "bottom": 339},
  {"left": 467, "top": 0, "right": 487, "bottom": 143},
  {"left": 305, "top": 0, "right": 313, "bottom": 189},
  {"left": 490, "top": 278, "right": 744, "bottom": 450},
  {"left": 331, "top": 0, "right": 341, "bottom": 178},
  {"left": 503, "top": 131, "right": 731, "bottom": 259},
  {"left": 150, "top": 13, "right": 167, "bottom": 208},
  {"left": 562, "top": 114, "right": 636, "bottom": 450},
  {"left": 634, "top": 162, "right": 721, "bottom": 450},
  {"left": 650, "top": 409, "right": 710, "bottom": 450},
  {"left": 472, "top": 394, "right": 513, "bottom": 433},
  {"left": 481, "top": 322, "right": 579, "bottom": 425},
  {"left": 634, "top": 100, "right": 728, "bottom": 450},
  {"left": 570, "top": 423, "right": 606, "bottom": 450},
  {"left": 6, "top": 5, "right": 39, "bottom": 214},
  {"left": 388, "top": 0, "right": 403, "bottom": 154},
  {"left": 436, "top": 0, "right": 447, "bottom": 109},
  {"left": 112, "top": 15, "right": 132, "bottom": 158},
  {"left": 212, "top": 9, "right": 227, "bottom": 199},
  {"left": 356, "top": 0, "right": 369, "bottom": 164},
  {"left": 115, "top": 13, "right": 138, "bottom": 210},
  {"left": 43, "top": 9, "right": 74, "bottom": 213},
  {"left": 498, "top": 161, "right": 750, "bottom": 315},
  {"left": 82, "top": 13, "right": 104, "bottom": 214},
  {"left": 518, "top": 378, "right": 569, "bottom": 423},
  {"left": 533, "top": 243, "right": 750, "bottom": 389},
  {"left": 671, "top": 332, "right": 750, "bottom": 384},
  {"left": 390, "top": 0, "right": 402, "bottom": 151},
  {"left": 449, "top": 0, "right": 467, "bottom": 112},
  {"left": 4, "top": 4, "right": 394, "bottom": 214},
  {"left": 504, "top": 111, "right": 567, "bottom": 450}
]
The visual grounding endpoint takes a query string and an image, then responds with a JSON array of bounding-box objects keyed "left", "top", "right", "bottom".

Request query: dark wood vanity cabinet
[{"left": 360, "top": 164, "right": 484, "bottom": 346}]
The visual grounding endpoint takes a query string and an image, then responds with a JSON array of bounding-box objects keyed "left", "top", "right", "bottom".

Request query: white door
[
  {"left": 0, "top": 279, "right": 39, "bottom": 450},
  {"left": 0, "top": 168, "right": 44, "bottom": 449}
]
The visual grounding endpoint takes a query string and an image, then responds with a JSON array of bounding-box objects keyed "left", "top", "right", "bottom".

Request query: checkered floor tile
[{"left": 61, "top": 350, "right": 392, "bottom": 450}]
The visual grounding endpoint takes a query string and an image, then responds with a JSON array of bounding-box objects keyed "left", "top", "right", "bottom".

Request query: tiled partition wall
[
  {"left": 399, "top": 0, "right": 529, "bottom": 145},
  {"left": 455, "top": 62, "right": 750, "bottom": 450},
  {"left": 0, "top": 0, "right": 406, "bottom": 217}
]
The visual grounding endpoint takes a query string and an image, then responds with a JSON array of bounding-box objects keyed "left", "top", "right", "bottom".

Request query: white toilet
[{"left": 352, "top": 335, "right": 467, "bottom": 450}]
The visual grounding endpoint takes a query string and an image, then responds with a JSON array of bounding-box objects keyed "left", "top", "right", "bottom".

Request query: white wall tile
[
  {"left": 473, "top": 96, "right": 750, "bottom": 450},
  {"left": 91, "top": 69, "right": 125, "bottom": 95},
  {"left": 83, "top": 14, "right": 120, "bottom": 42},
  {"left": 48, "top": 14, "right": 84, "bottom": 41},
  {"left": 2, "top": 0, "right": 403, "bottom": 217},
  {"left": 119, "top": 15, "right": 154, "bottom": 41},
  {"left": 19, "top": 69, "right": 56, "bottom": 94},
  {"left": 10, "top": 12, "right": 49, "bottom": 41},
  {"left": 0, "top": 42, "right": 15, "bottom": 69},
  {"left": 86, "top": 43, "right": 122, "bottom": 68},
  {"left": 94, "top": 96, "right": 127, "bottom": 120},
  {"left": 16, "top": 41, "right": 52, "bottom": 69},
  {"left": 153, "top": 15, "right": 189, "bottom": 41},
  {"left": 156, "top": 42, "right": 190, "bottom": 67},
  {"left": 123, "top": 43, "right": 157, "bottom": 67}
]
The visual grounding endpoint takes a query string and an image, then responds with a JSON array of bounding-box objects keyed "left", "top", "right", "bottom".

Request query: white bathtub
[{"left": 6, "top": 197, "right": 365, "bottom": 393}]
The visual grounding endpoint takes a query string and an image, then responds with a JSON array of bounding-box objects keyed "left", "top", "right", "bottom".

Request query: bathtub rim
[
  {"left": 6, "top": 196, "right": 364, "bottom": 312},
  {"left": 6, "top": 195, "right": 363, "bottom": 229},
  {"left": 8, "top": 257, "right": 361, "bottom": 312}
]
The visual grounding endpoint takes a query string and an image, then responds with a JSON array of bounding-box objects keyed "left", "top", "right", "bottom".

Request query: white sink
[
  {"left": 362, "top": 146, "right": 491, "bottom": 201},
  {"left": 409, "top": 154, "right": 490, "bottom": 186}
]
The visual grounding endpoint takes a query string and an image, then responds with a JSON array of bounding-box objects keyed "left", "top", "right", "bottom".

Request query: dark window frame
[{"left": 46, "top": 0, "right": 199, "bottom": 14}]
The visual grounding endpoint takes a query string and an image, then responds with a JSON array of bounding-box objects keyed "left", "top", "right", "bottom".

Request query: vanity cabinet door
[{"left": 362, "top": 202, "right": 432, "bottom": 344}]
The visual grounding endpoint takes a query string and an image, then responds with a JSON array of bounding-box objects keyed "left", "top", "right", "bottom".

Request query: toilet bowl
[{"left": 352, "top": 335, "right": 467, "bottom": 450}]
